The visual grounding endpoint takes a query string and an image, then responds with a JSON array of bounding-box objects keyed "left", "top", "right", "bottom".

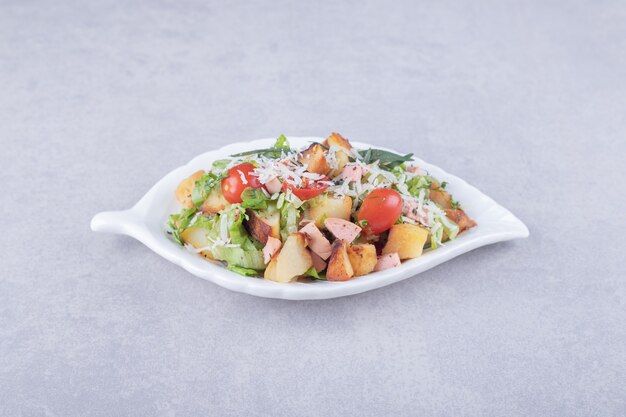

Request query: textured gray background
[{"left": 1, "top": 1, "right": 625, "bottom": 416}]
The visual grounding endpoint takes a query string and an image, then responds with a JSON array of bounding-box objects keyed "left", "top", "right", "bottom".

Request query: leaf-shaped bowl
[{"left": 91, "top": 137, "right": 528, "bottom": 300}]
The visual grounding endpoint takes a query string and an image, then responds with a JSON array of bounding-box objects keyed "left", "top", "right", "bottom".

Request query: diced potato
[
  {"left": 264, "top": 233, "right": 313, "bottom": 283},
  {"left": 264, "top": 257, "right": 279, "bottom": 280},
  {"left": 180, "top": 226, "right": 214, "bottom": 260},
  {"left": 306, "top": 195, "right": 352, "bottom": 229},
  {"left": 245, "top": 209, "right": 280, "bottom": 244},
  {"left": 445, "top": 209, "right": 477, "bottom": 233},
  {"left": 347, "top": 244, "right": 378, "bottom": 276},
  {"left": 299, "top": 143, "right": 330, "bottom": 176},
  {"left": 382, "top": 223, "right": 429, "bottom": 260},
  {"left": 201, "top": 187, "right": 229, "bottom": 213},
  {"left": 175, "top": 170, "right": 204, "bottom": 208},
  {"left": 327, "top": 240, "right": 354, "bottom": 281}
]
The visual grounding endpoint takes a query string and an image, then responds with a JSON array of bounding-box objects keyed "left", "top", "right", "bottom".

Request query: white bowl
[{"left": 91, "top": 137, "right": 529, "bottom": 300}]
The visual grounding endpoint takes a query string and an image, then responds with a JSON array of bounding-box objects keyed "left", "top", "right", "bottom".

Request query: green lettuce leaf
[
  {"left": 406, "top": 175, "right": 432, "bottom": 197},
  {"left": 167, "top": 207, "right": 198, "bottom": 245},
  {"left": 227, "top": 265, "right": 261, "bottom": 277},
  {"left": 205, "top": 207, "right": 266, "bottom": 269},
  {"left": 240, "top": 188, "right": 269, "bottom": 210},
  {"left": 279, "top": 202, "right": 300, "bottom": 241},
  {"left": 211, "top": 159, "right": 231, "bottom": 174},
  {"left": 305, "top": 267, "right": 327, "bottom": 280},
  {"left": 191, "top": 172, "right": 221, "bottom": 208}
]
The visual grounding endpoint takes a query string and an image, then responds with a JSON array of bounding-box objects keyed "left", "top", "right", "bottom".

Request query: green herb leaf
[
  {"left": 240, "top": 188, "right": 269, "bottom": 210},
  {"left": 231, "top": 134, "right": 293, "bottom": 158},
  {"left": 274, "top": 134, "right": 290, "bottom": 150},
  {"left": 359, "top": 148, "right": 413, "bottom": 170},
  {"left": 230, "top": 148, "right": 285, "bottom": 158}
]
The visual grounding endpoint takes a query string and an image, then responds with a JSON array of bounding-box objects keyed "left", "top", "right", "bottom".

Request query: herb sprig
[
  {"left": 358, "top": 148, "right": 413, "bottom": 170},
  {"left": 230, "top": 134, "right": 292, "bottom": 158}
]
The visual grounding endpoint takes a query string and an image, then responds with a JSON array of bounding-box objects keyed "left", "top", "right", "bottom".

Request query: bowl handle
[{"left": 90, "top": 209, "right": 142, "bottom": 235}]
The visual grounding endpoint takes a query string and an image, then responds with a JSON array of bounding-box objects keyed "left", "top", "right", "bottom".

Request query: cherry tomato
[
  {"left": 357, "top": 188, "right": 403, "bottom": 234},
  {"left": 282, "top": 177, "right": 329, "bottom": 200},
  {"left": 221, "top": 163, "right": 262, "bottom": 204}
]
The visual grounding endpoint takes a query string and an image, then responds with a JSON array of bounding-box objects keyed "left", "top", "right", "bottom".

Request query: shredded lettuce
[
  {"left": 439, "top": 214, "right": 460, "bottom": 240},
  {"left": 276, "top": 192, "right": 286, "bottom": 209},
  {"left": 177, "top": 206, "right": 265, "bottom": 270},
  {"left": 212, "top": 245, "right": 265, "bottom": 270},
  {"left": 279, "top": 202, "right": 300, "bottom": 241},
  {"left": 226, "top": 208, "right": 259, "bottom": 250},
  {"left": 406, "top": 175, "right": 432, "bottom": 197},
  {"left": 283, "top": 189, "right": 304, "bottom": 208},
  {"left": 167, "top": 207, "right": 198, "bottom": 245},
  {"left": 430, "top": 222, "right": 444, "bottom": 250}
]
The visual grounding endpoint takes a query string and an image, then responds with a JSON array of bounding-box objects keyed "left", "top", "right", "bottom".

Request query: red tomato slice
[
  {"left": 221, "top": 163, "right": 262, "bottom": 204},
  {"left": 282, "top": 178, "right": 329, "bottom": 201},
  {"left": 357, "top": 188, "right": 403, "bottom": 234}
]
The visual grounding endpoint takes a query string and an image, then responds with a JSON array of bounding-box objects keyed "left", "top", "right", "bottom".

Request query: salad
[{"left": 167, "top": 133, "right": 476, "bottom": 283}]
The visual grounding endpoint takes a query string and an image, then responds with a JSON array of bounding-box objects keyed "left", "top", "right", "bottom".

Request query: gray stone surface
[{"left": 1, "top": 1, "right": 625, "bottom": 416}]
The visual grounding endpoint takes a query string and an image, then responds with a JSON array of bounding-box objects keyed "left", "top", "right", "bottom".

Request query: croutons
[
  {"left": 347, "top": 244, "right": 377, "bottom": 276},
  {"left": 445, "top": 209, "right": 477, "bottom": 233},
  {"left": 326, "top": 240, "right": 354, "bottom": 281},
  {"left": 324, "top": 133, "right": 352, "bottom": 178},
  {"left": 429, "top": 182, "right": 452, "bottom": 209},
  {"left": 324, "top": 132, "right": 352, "bottom": 150},
  {"left": 201, "top": 187, "right": 229, "bottom": 213},
  {"left": 382, "top": 223, "right": 429, "bottom": 260},
  {"left": 175, "top": 170, "right": 205, "bottom": 208},
  {"left": 299, "top": 143, "right": 331, "bottom": 175}
]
